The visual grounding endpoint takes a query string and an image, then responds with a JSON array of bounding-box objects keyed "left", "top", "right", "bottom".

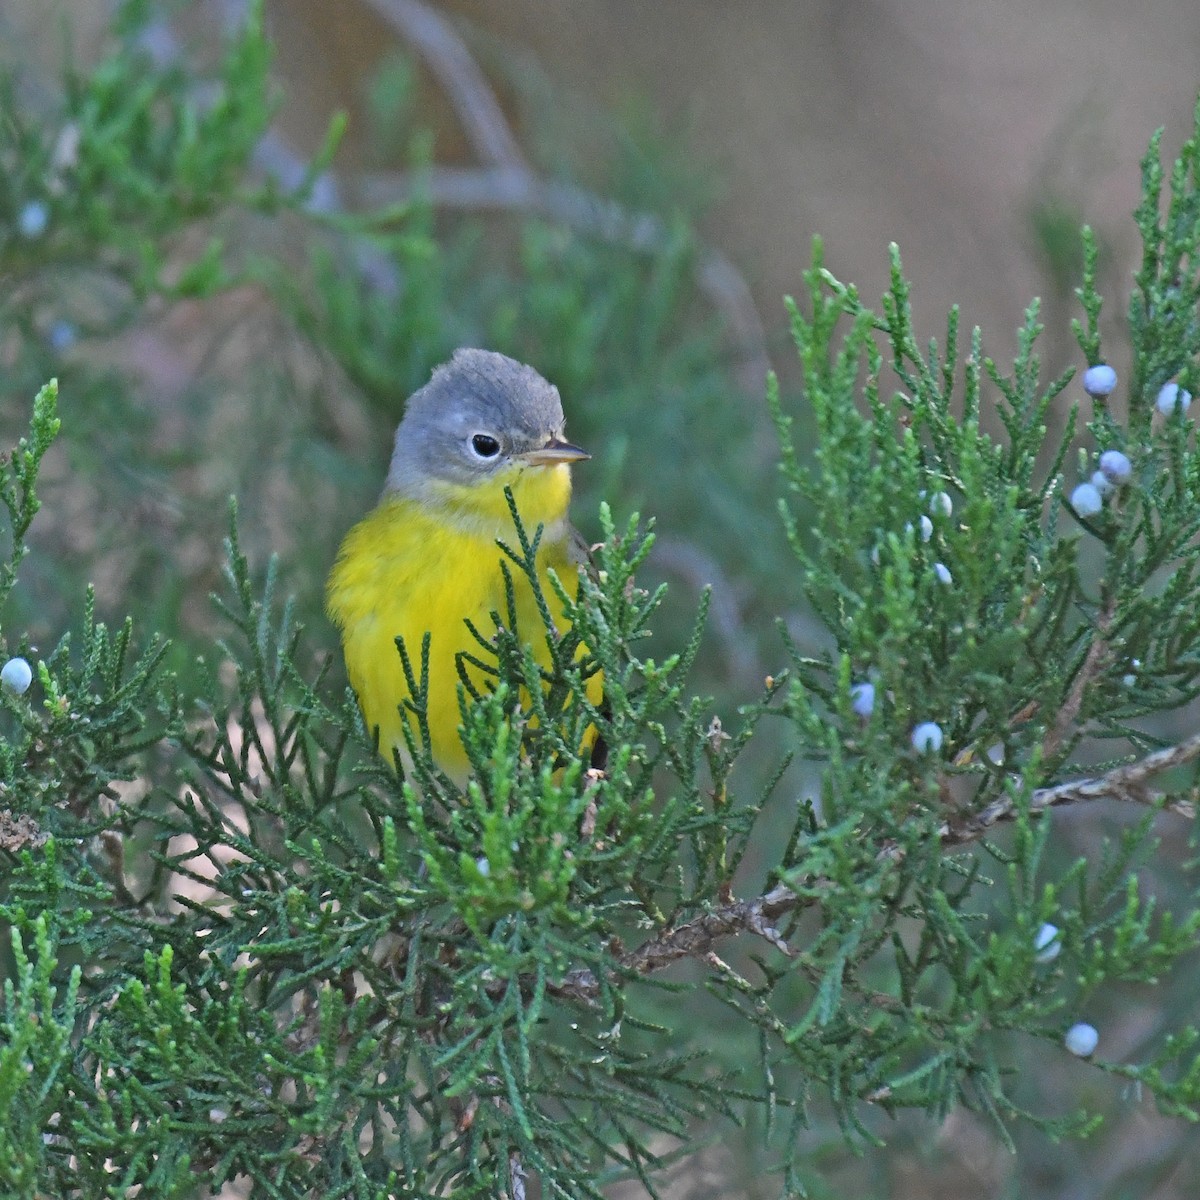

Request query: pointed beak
[{"left": 518, "top": 437, "right": 590, "bottom": 467}]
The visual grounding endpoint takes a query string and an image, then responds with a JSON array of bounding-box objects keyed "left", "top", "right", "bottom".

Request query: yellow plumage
[{"left": 327, "top": 440, "right": 594, "bottom": 778}]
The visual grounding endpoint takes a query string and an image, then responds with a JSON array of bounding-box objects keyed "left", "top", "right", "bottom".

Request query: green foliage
[
  {"left": 0, "top": 380, "right": 60, "bottom": 611},
  {"left": 0, "top": 918, "right": 80, "bottom": 1195},
  {"left": 0, "top": 0, "right": 335, "bottom": 662},
  {"left": 1, "top": 0, "right": 280, "bottom": 297},
  {"left": 5, "top": 3, "right": 1200, "bottom": 1198},
  {"left": 1128, "top": 98, "right": 1200, "bottom": 408},
  {"left": 47, "top": 496, "right": 729, "bottom": 1198}
]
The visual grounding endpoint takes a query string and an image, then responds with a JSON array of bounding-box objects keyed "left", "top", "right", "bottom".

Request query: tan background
[{"left": 267, "top": 0, "right": 1200, "bottom": 383}]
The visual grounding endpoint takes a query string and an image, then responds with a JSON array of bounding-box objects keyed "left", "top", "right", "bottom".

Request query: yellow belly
[{"left": 326, "top": 474, "right": 593, "bottom": 778}]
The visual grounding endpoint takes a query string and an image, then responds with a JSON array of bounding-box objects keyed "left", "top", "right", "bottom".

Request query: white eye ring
[{"left": 470, "top": 433, "right": 501, "bottom": 459}]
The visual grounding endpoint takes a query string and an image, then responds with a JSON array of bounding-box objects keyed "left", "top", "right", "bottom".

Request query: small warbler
[{"left": 327, "top": 348, "right": 599, "bottom": 778}]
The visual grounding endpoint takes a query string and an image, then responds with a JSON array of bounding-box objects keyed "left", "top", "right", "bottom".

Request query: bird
[{"left": 326, "top": 348, "right": 600, "bottom": 780}]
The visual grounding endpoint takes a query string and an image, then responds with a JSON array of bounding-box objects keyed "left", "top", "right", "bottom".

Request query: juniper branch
[{"left": 553, "top": 732, "right": 1200, "bottom": 1003}]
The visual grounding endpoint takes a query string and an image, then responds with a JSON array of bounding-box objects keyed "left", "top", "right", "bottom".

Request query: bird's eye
[{"left": 471, "top": 433, "right": 501, "bottom": 458}]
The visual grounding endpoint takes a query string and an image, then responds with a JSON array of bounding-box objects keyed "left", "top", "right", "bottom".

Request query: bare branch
[
  {"left": 359, "top": 0, "right": 529, "bottom": 170},
  {"left": 204, "top": 1, "right": 776, "bottom": 395},
  {"left": 358, "top": 166, "right": 771, "bottom": 393},
  {"left": 944, "top": 729, "right": 1200, "bottom": 842},
  {"left": 549, "top": 884, "right": 796, "bottom": 1003},
  {"left": 215, "top": 1, "right": 776, "bottom": 395},
  {"left": 1041, "top": 594, "right": 1116, "bottom": 761},
  {"left": 508, "top": 1151, "right": 527, "bottom": 1200}
]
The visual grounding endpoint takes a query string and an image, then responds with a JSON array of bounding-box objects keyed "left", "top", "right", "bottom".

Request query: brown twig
[
  {"left": 1041, "top": 594, "right": 1116, "bottom": 761},
  {"left": 508, "top": 1151, "right": 527, "bottom": 1200},
  {"left": 549, "top": 883, "right": 795, "bottom": 1003},
  {"left": 942, "top": 729, "right": 1200, "bottom": 842}
]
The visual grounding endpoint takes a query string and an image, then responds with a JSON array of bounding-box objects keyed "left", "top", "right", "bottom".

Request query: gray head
[{"left": 384, "top": 349, "right": 587, "bottom": 499}]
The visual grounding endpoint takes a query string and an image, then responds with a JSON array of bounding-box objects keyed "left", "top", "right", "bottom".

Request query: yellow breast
[{"left": 326, "top": 464, "right": 587, "bottom": 778}]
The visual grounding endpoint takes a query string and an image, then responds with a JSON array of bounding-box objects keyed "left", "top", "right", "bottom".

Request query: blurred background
[{"left": 4, "top": 1, "right": 1200, "bottom": 1195}]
